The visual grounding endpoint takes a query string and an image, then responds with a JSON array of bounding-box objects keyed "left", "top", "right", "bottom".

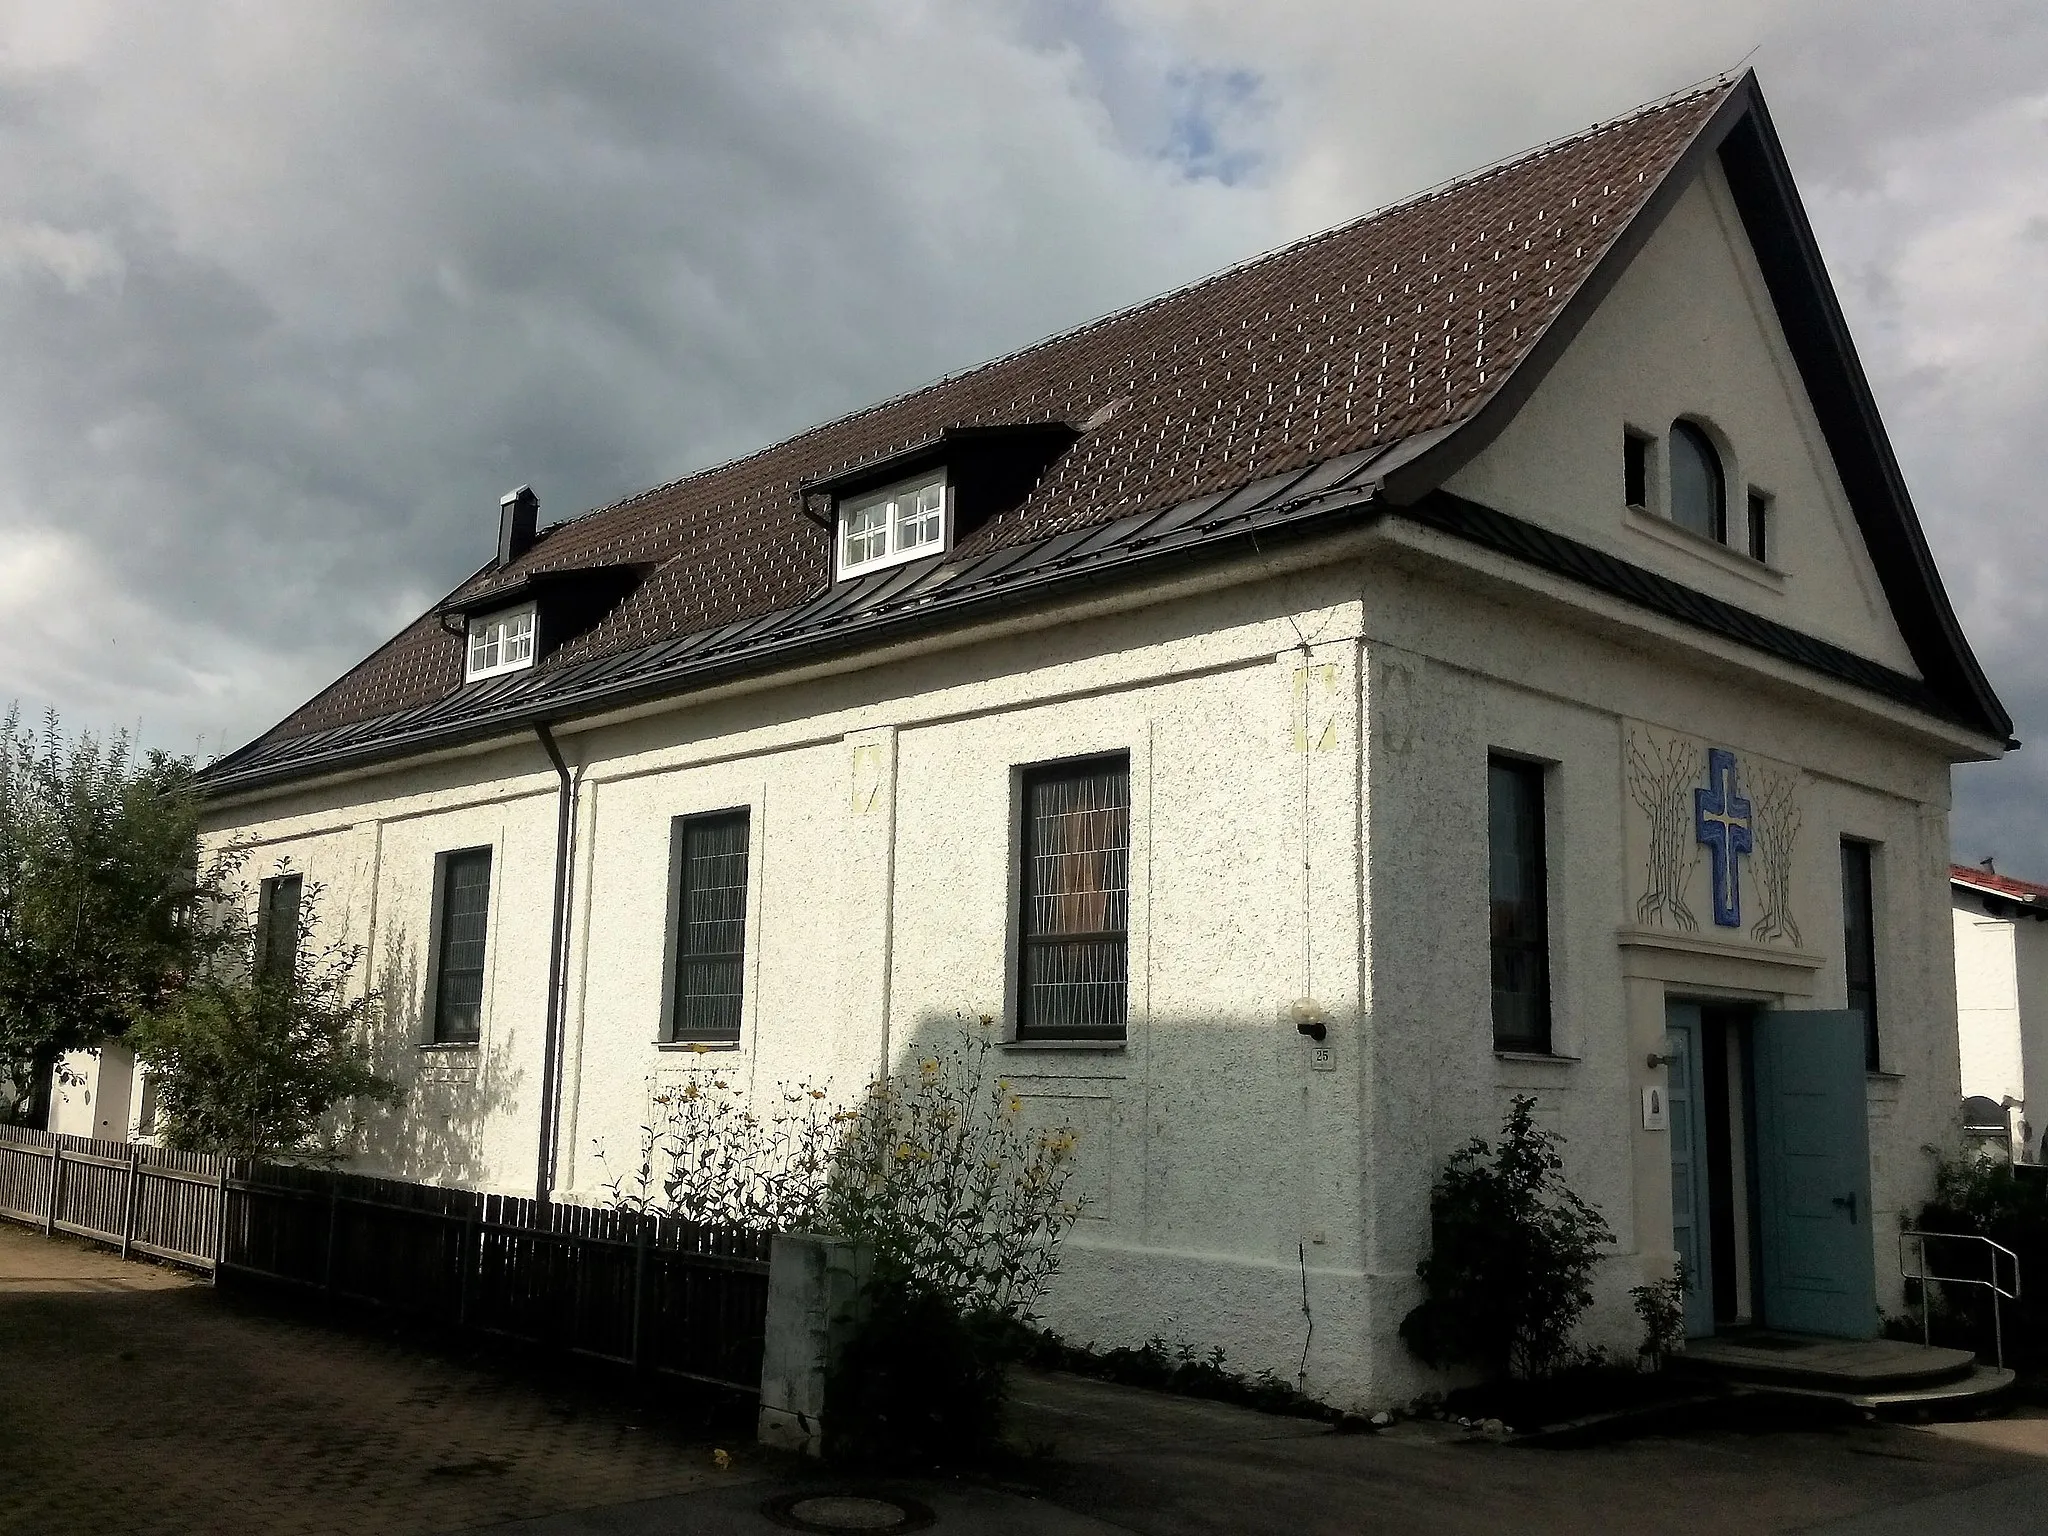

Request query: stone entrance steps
[{"left": 1672, "top": 1333, "right": 2016, "bottom": 1418}]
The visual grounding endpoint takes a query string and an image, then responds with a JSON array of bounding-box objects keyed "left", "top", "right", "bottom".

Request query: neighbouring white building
[
  {"left": 1950, "top": 863, "right": 2048, "bottom": 1160},
  {"left": 46, "top": 1042, "right": 156, "bottom": 1144},
  {"left": 184, "top": 75, "right": 2012, "bottom": 1406}
]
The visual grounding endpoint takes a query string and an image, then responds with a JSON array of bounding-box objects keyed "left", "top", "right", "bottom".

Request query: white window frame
[
  {"left": 465, "top": 602, "right": 537, "bottom": 682},
  {"left": 834, "top": 472, "right": 950, "bottom": 581}
]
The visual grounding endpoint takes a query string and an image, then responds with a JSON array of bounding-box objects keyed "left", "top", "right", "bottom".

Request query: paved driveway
[
  {"left": 0, "top": 1224, "right": 752, "bottom": 1535},
  {"left": 7, "top": 1220, "right": 2048, "bottom": 1535}
]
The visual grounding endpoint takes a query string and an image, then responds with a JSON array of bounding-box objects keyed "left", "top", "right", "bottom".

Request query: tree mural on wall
[
  {"left": 1626, "top": 729, "right": 1700, "bottom": 930},
  {"left": 1747, "top": 766, "right": 1803, "bottom": 946}
]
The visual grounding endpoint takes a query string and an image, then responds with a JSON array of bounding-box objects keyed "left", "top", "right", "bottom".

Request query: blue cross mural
[{"left": 1694, "top": 747, "right": 1753, "bottom": 928}]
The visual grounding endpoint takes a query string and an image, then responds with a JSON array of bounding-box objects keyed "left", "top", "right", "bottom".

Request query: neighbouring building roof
[
  {"left": 199, "top": 72, "right": 2010, "bottom": 797},
  {"left": 1952, "top": 864, "right": 2048, "bottom": 908}
]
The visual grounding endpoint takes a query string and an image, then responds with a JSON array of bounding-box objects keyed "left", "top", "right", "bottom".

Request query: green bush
[
  {"left": 1630, "top": 1264, "right": 1687, "bottom": 1371},
  {"left": 1400, "top": 1095, "right": 1612, "bottom": 1381},
  {"left": 824, "top": 1285, "right": 1014, "bottom": 1467},
  {"left": 129, "top": 867, "right": 397, "bottom": 1161}
]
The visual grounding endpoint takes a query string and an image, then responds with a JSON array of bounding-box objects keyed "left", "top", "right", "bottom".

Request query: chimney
[{"left": 498, "top": 485, "right": 539, "bottom": 567}]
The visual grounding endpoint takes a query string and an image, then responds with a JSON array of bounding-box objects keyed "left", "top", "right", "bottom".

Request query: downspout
[{"left": 534, "top": 722, "right": 576, "bottom": 1210}]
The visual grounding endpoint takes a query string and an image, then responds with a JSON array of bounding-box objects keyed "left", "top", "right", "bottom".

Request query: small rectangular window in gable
[
  {"left": 1623, "top": 429, "right": 1651, "bottom": 510},
  {"left": 669, "top": 810, "right": 752, "bottom": 1043},
  {"left": 836, "top": 472, "right": 948, "bottom": 580},
  {"left": 1488, "top": 755, "right": 1552, "bottom": 1053},
  {"left": 466, "top": 603, "right": 537, "bottom": 682},
  {"left": 1016, "top": 755, "right": 1130, "bottom": 1041},
  {"left": 1746, "top": 489, "right": 1771, "bottom": 564},
  {"left": 254, "top": 871, "right": 303, "bottom": 985},
  {"left": 432, "top": 848, "right": 493, "bottom": 1044}
]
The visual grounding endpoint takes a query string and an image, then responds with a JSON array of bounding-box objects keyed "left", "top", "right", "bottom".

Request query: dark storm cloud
[{"left": 0, "top": 1, "right": 2041, "bottom": 869}]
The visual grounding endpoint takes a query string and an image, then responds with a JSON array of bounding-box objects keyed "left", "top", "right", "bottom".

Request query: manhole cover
[{"left": 760, "top": 1491, "right": 936, "bottom": 1533}]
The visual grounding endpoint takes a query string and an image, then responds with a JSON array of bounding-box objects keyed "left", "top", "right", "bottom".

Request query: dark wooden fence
[
  {"left": 0, "top": 1126, "right": 771, "bottom": 1394},
  {"left": 0, "top": 1124, "right": 224, "bottom": 1267},
  {"left": 222, "top": 1165, "right": 772, "bottom": 1391}
]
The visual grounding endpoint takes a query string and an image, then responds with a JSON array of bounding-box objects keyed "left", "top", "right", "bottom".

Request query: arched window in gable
[{"left": 1669, "top": 421, "right": 1725, "bottom": 543}]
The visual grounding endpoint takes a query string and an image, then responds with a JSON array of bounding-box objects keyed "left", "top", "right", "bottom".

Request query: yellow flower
[
  {"left": 711, "top": 1448, "right": 731, "bottom": 1471},
  {"left": 979, "top": 1014, "right": 994, "bottom": 1027},
  {"left": 920, "top": 1059, "right": 940, "bottom": 1081},
  {"left": 1006, "top": 1096, "right": 1023, "bottom": 1118},
  {"left": 896, "top": 1143, "right": 913, "bottom": 1161}
]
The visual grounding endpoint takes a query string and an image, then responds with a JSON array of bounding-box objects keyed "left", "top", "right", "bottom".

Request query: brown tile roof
[{"left": 241, "top": 78, "right": 1736, "bottom": 760}]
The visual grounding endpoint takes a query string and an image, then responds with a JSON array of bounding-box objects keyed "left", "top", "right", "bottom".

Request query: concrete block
[{"left": 756, "top": 1232, "right": 873, "bottom": 1457}]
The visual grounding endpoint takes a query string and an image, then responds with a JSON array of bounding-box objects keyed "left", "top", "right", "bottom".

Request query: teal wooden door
[
  {"left": 1664, "top": 1003, "right": 1715, "bottom": 1337},
  {"left": 1752, "top": 1010, "right": 1877, "bottom": 1339}
]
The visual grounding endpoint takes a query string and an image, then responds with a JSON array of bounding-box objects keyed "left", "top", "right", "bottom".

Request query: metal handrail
[{"left": 1900, "top": 1230, "right": 2021, "bottom": 1369}]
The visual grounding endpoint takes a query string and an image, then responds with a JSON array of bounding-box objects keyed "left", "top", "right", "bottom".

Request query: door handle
[{"left": 1831, "top": 1192, "right": 1859, "bottom": 1225}]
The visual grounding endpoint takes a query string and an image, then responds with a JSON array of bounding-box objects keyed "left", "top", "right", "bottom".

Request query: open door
[
  {"left": 1751, "top": 1010, "right": 1877, "bottom": 1339},
  {"left": 1664, "top": 1002, "right": 1715, "bottom": 1337}
]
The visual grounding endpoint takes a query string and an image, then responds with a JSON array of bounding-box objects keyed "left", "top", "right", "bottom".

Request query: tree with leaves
[
  {"left": 0, "top": 707, "right": 206, "bottom": 1120},
  {"left": 127, "top": 867, "right": 399, "bottom": 1161}
]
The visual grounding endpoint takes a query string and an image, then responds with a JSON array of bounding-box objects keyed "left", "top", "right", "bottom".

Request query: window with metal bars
[
  {"left": 1488, "top": 756, "right": 1553, "bottom": 1053},
  {"left": 254, "top": 872, "right": 303, "bottom": 986},
  {"left": 668, "top": 810, "right": 752, "bottom": 1043},
  {"left": 1015, "top": 755, "right": 1130, "bottom": 1041},
  {"left": 431, "top": 848, "right": 492, "bottom": 1044}
]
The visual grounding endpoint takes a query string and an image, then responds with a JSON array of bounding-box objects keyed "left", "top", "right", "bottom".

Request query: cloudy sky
[{"left": 0, "top": 2, "right": 2042, "bottom": 865}]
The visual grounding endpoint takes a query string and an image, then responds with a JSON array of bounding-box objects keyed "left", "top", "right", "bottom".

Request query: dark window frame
[
  {"left": 1842, "top": 838, "right": 1880, "bottom": 1071},
  {"left": 1488, "top": 754, "right": 1554, "bottom": 1054},
  {"left": 664, "top": 807, "right": 754, "bottom": 1045},
  {"left": 1746, "top": 488, "right": 1771, "bottom": 564},
  {"left": 1014, "top": 753, "right": 1132, "bottom": 1043},
  {"left": 253, "top": 871, "right": 303, "bottom": 986},
  {"left": 1623, "top": 428, "right": 1652, "bottom": 510},
  {"left": 1668, "top": 419, "right": 1727, "bottom": 545},
  {"left": 430, "top": 847, "right": 494, "bottom": 1045}
]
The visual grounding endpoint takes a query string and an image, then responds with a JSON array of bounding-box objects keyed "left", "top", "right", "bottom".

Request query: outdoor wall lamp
[
  {"left": 1646, "top": 1031, "right": 1680, "bottom": 1070},
  {"left": 1291, "top": 997, "right": 1328, "bottom": 1042}
]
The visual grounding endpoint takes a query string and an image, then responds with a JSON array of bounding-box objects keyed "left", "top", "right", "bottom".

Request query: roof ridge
[{"left": 549, "top": 73, "right": 1742, "bottom": 537}]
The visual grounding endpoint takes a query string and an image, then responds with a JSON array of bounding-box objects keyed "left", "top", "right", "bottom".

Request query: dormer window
[
  {"left": 836, "top": 472, "right": 949, "bottom": 580},
  {"left": 466, "top": 603, "right": 536, "bottom": 681}
]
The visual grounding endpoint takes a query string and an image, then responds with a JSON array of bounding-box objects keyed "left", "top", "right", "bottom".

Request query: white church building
[{"left": 190, "top": 75, "right": 2011, "bottom": 1405}]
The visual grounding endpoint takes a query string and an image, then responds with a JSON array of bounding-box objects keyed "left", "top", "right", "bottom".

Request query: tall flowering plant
[
  {"left": 598, "top": 1015, "right": 1083, "bottom": 1321},
  {"left": 822, "top": 1018, "right": 1081, "bottom": 1319}
]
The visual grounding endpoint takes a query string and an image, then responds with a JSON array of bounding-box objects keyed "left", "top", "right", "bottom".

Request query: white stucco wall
[
  {"left": 48, "top": 1043, "right": 138, "bottom": 1142},
  {"left": 1954, "top": 901, "right": 2023, "bottom": 1106},
  {"left": 206, "top": 562, "right": 1380, "bottom": 1385}
]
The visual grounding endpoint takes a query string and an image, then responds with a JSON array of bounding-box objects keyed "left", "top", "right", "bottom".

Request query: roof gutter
[{"left": 533, "top": 721, "right": 576, "bottom": 1210}]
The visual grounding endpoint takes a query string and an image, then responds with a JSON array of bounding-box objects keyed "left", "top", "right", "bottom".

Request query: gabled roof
[{"left": 200, "top": 72, "right": 2009, "bottom": 797}]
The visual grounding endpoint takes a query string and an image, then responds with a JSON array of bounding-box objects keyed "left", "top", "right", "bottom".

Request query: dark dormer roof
[{"left": 200, "top": 73, "right": 2010, "bottom": 797}]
